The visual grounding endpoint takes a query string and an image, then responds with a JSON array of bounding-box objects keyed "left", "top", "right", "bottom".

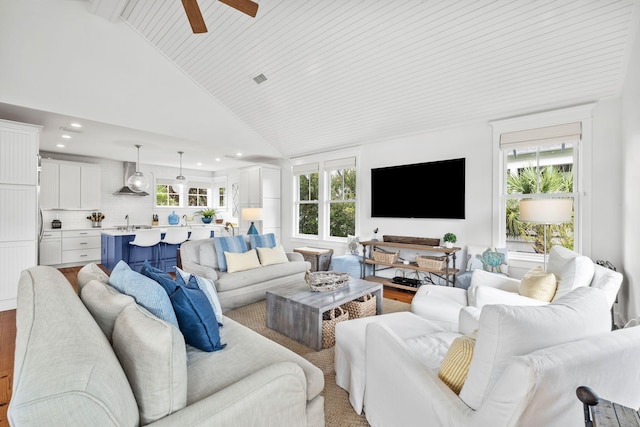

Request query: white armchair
[{"left": 411, "top": 246, "right": 622, "bottom": 332}]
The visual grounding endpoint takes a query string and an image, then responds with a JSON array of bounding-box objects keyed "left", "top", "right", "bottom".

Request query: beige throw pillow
[
  {"left": 438, "top": 331, "right": 477, "bottom": 394},
  {"left": 519, "top": 266, "right": 557, "bottom": 302},
  {"left": 225, "top": 249, "right": 262, "bottom": 273},
  {"left": 257, "top": 245, "right": 289, "bottom": 266}
]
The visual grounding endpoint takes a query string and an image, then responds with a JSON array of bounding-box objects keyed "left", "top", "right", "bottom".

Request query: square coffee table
[{"left": 266, "top": 279, "right": 383, "bottom": 350}]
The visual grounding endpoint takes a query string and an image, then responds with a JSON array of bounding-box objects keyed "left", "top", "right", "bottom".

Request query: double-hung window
[
  {"left": 492, "top": 105, "right": 594, "bottom": 259},
  {"left": 187, "top": 181, "right": 211, "bottom": 207},
  {"left": 294, "top": 163, "right": 319, "bottom": 236},
  {"left": 325, "top": 158, "right": 356, "bottom": 238},
  {"left": 156, "top": 179, "right": 180, "bottom": 207},
  {"left": 293, "top": 156, "right": 358, "bottom": 239}
]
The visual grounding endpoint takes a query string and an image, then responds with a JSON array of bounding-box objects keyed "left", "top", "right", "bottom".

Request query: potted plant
[
  {"left": 443, "top": 232, "right": 457, "bottom": 248},
  {"left": 198, "top": 208, "right": 216, "bottom": 224}
]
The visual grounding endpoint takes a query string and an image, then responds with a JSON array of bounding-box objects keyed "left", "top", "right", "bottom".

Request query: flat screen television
[{"left": 371, "top": 158, "right": 465, "bottom": 219}]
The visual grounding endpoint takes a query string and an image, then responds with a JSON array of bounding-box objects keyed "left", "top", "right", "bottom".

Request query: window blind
[
  {"left": 500, "top": 122, "right": 582, "bottom": 149},
  {"left": 293, "top": 162, "right": 319, "bottom": 175},
  {"left": 324, "top": 157, "right": 356, "bottom": 170}
]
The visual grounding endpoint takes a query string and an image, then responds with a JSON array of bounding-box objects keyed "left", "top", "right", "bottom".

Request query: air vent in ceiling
[{"left": 253, "top": 73, "right": 267, "bottom": 84}]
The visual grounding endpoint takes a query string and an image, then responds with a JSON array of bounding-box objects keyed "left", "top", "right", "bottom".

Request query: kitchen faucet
[
  {"left": 182, "top": 214, "right": 188, "bottom": 227},
  {"left": 125, "top": 214, "right": 129, "bottom": 231}
]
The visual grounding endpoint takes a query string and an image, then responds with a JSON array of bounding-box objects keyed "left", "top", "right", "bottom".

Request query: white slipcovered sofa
[
  {"left": 363, "top": 287, "right": 640, "bottom": 426},
  {"left": 411, "top": 246, "right": 622, "bottom": 332}
]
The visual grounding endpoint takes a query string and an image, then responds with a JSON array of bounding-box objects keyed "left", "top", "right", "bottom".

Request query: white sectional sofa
[{"left": 9, "top": 265, "right": 325, "bottom": 426}]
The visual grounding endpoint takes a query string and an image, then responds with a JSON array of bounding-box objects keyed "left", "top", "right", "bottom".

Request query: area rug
[{"left": 225, "top": 298, "right": 410, "bottom": 427}]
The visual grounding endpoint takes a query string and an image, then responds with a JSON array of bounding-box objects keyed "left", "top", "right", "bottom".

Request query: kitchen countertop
[{"left": 101, "top": 224, "right": 226, "bottom": 237}]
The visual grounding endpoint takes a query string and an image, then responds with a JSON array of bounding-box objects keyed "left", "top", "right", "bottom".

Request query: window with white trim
[
  {"left": 498, "top": 122, "right": 581, "bottom": 256},
  {"left": 294, "top": 163, "right": 319, "bottom": 236},
  {"left": 325, "top": 157, "right": 356, "bottom": 238},
  {"left": 187, "top": 181, "right": 211, "bottom": 208},
  {"left": 156, "top": 179, "right": 180, "bottom": 207},
  {"left": 212, "top": 177, "right": 227, "bottom": 210}
]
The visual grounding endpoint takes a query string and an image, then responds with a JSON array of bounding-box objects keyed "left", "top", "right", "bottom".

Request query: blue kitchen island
[{"left": 101, "top": 228, "right": 214, "bottom": 273}]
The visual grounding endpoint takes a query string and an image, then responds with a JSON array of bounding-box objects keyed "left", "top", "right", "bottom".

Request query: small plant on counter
[{"left": 198, "top": 208, "right": 216, "bottom": 224}]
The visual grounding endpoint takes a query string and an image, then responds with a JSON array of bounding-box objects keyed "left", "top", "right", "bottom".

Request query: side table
[{"left": 293, "top": 247, "right": 333, "bottom": 272}]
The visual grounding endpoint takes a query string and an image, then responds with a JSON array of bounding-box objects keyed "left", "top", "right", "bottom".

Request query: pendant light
[
  {"left": 127, "top": 144, "right": 149, "bottom": 193},
  {"left": 173, "top": 151, "right": 188, "bottom": 193}
]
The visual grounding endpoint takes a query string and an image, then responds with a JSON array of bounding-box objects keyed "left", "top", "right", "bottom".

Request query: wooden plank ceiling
[{"left": 121, "top": 0, "right": 639, "bottom": 158}]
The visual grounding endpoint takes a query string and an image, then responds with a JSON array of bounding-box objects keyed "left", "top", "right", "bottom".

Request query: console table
[{"left": 360, "top": 240, "right": 460, "bottom": 291}]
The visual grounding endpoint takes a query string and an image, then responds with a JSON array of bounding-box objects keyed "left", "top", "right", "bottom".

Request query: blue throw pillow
[
  {"left": 249, "top": 233, "right": 277, "bottom": 249},
  {"left": 171, "top": 273, "right": 226, "bottom": 352},
  {"left": 140, "top": 260, "right": 179, "bottom": 295},
  {"left": 109, "top": 261, "right": 179, "bottom": 329},
  {"left": 213, "top": 235, "right": 248, "bottom": 272}
]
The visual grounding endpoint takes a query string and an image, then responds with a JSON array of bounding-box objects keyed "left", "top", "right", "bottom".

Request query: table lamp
[
  {"left": 242, "top": 208, "right": 263, "bottom": 235},
  {"left": 519, "top": 198, "right": 573, "bottom": 270}
]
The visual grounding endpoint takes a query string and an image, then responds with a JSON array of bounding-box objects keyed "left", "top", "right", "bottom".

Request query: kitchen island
[{"left": 101, "top": 226, "right": 217, "bottom": 273}]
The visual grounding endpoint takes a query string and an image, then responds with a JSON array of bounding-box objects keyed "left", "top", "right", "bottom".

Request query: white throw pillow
[
  {"left": 547, "top": 246, "right": 595, "bottom": 301},
  {"left": 257, "top": 245, "right": 289, "bottom": 266},
  {"left": 225, "top": 249, "right": 262, "bottom": 273},
  {"left": 459, "top": 287, "right": 611, "bottom": 410}
]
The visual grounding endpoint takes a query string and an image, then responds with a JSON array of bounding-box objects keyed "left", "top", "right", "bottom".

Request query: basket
[
  {"left": 342, "top": 293, "right": 377, "bottom": 319},
  {"left": 305, "top": 271, "right": 350, "bottom": 292},
  {"left": 416, "top": 255, "right": 446, "bottom": 270},
  {"left": 322, "top": 306, "right": 349, "bottom": 348},
  {"left": 372, "top": 250, "right": 399, "bottom": 264}
]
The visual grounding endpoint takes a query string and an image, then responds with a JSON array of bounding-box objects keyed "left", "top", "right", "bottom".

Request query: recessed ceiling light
[
  {"left": 236, "top": 152, "right": 243, "bottom": 157},
  {"left": 196, "top": 162, "right": 203, "bottom": 166},
  {"left": 61, "top": 134, "right": 71, "bottom": 139},
  {"left": 69, "top": 123, "right": 82, "bottom": 128},
  {"left": 56, "top": 144, "right": 65, "bottom": 148},
  {"left": 215, "top": 158, "right": 221, "bottom": 162}
]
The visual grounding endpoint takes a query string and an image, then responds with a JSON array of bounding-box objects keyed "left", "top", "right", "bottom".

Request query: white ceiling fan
[{"left": 181, "top": 0, "right": 259, "bottom": 33}]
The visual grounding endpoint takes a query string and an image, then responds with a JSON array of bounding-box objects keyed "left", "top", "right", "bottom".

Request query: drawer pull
[
  {"left": 80, "top": 232, "right": 88, "bottom": 235},
  {"left": 80, "top": 254, "right": 88, "bottom": 257},
  {"left": 80, "top": 242, "right": 88, "bottom": 245}
]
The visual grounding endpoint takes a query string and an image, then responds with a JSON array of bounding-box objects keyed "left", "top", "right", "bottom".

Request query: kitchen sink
[{"left": 116, "top": 225, "right": 153, "bottom": 231}]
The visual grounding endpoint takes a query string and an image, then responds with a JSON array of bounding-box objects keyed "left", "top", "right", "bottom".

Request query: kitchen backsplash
[{"left": 40, "top": 152, "right": 235, "bottom": 230}]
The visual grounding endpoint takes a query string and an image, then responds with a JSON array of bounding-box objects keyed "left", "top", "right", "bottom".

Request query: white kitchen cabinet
[
  {"left": 39, "top": 230, "right": 62, "bottom": 266},
  {"left": 40, "top": 159, "right": 101, "bottom": 210},
  {"left": 39, "top": 160, "right": 59, "bottom": 210},
  {"left": 238, "top": 165, "right": 281, "bottom": 239},
  {"left": 61, "top": 229, "right": 101, "bottom": 265},
  {"left": 0, "top": 119, "right": 39, "bottom": 311}
]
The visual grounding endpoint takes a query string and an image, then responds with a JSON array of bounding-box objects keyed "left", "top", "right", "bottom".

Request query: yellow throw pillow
[
  {"left": 438, "top": 331, "right": 477, "bottom": 394},
  {"left": 519, "top": 266, "right": 557, "bottom": 302},
  {"left": 256, "top": 245, "right": 289, "bottom": 267},
  {"left": 225, "top": 249, "right": 261, "bottom": 273}
]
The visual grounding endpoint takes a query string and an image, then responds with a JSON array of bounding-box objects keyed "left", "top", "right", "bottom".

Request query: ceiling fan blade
[
  {"left": 218, "top": 0, "right": 259, "bottom": 18},
  {"left": 181, "top": 0, "right": 208, "bottom": 33}
]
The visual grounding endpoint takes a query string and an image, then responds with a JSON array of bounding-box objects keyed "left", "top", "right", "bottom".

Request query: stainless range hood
[{"left": 113, "top": 162, "right": 150, "bottom": 196}]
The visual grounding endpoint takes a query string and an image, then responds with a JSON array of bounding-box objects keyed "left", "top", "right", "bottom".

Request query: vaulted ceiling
[{"left": 0, "top": 0, "right": 638, "bottom": 170}]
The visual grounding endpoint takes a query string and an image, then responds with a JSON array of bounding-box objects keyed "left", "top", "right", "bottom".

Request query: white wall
[
  {"left": 621, "top": 23, "right": 640, "bottom": 325},
  {"left": 280, "top": 104, "right": 624, "bottom": 282},
  {"left": 39, "top": 152, "right": 216, "bottom": 230}
]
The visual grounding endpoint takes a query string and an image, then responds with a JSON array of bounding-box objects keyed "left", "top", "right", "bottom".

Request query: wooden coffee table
[{"left": 266, "top": 279, "right": 383, "bottom": 350}]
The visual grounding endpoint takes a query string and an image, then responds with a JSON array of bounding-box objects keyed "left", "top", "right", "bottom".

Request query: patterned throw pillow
[
  {"left": 249, "top": 233, "right": 277, "bottom": 249},
  {"left": 519, "top": 266, "right": 557, "bottom": 302},
  {"left": 213, "top": 235, "right": 248, "bottom": 272},
  {"left": 466, "top": 246, "right": 509, "bottom": 275},
  {"left": 438, "top": 331, "right": 477, "bottom": 394}
]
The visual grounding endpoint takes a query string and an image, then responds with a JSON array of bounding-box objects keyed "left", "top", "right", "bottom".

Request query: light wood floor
[{"left": 0, "top": 266, "right": 414, "bottom": 423}]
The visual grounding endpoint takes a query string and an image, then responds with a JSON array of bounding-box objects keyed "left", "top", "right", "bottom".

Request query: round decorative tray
[{"left": 305, "top": 271, "right": 350, "bottom": 292}]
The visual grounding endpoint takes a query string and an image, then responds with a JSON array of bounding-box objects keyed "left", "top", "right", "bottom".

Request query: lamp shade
[
  {"left": 519, "top": 199, "right": 573, "bottom": 224},
  {"left": 242, "top": 208, "right": 263, "bottom": 221}
]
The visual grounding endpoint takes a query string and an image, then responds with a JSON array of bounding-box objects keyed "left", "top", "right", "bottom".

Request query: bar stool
[
  {"left": 129, "top": 229, "right": 162, "bottom": 270},
  {"left": 160, "top": 228, "right": 189, "bottom": 271},
  {"left": 188, "top": 228, "right": 213, "bottom": 241}
]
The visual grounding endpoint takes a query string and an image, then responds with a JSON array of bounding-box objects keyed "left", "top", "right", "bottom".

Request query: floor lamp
[
  {"left": 242, "top": 208, "right": 263, "bottom": 235},
  {"left": 519, "top": 199, "right": 573, "bottom": 270}
]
